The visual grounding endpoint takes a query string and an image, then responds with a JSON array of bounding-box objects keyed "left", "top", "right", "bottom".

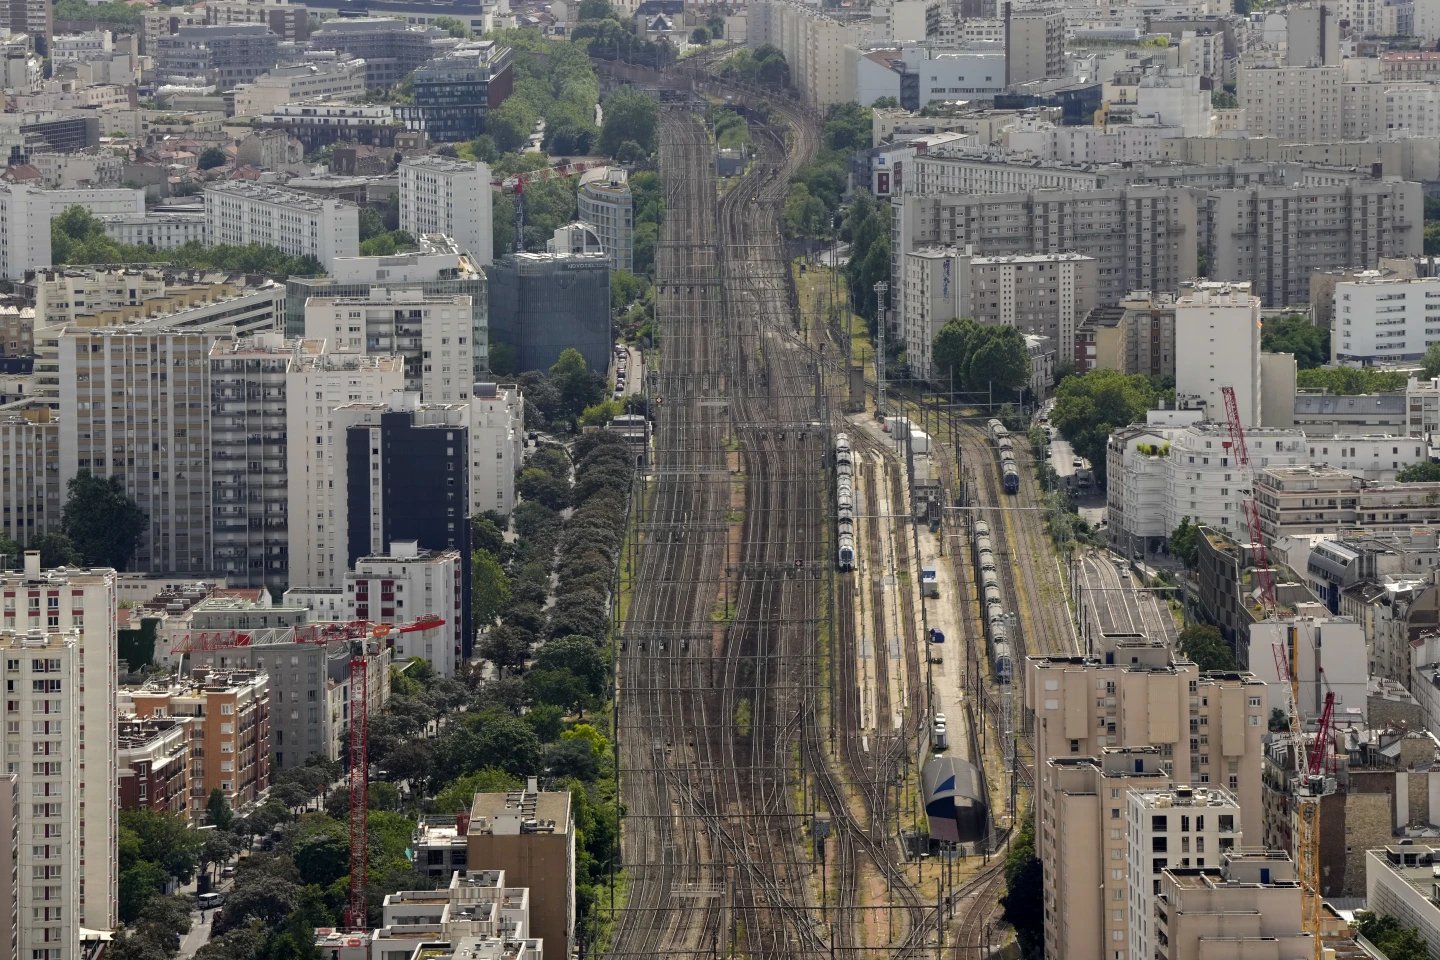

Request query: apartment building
[
  {"left": 284, "top": 350, "right": 404, "bottom": 592},
  {"left": 1203, "top": 176, "right": 1422, "bottom": 309},
  {"left": 465, "top": 787, "right": 575, "bottom": 960},
  {"left": 122, "top": 667, "right": 271, "bottom": 813},
  {"left": 0, "top": 629, "right": 83, "bottom": 960},
  {"left": 488, "top": 252, "right": 612, "bottom": 373},
  {"left": 1246, "top": 616, "right": 1368, "bottom": 724},
  {"left": 208, "top": 333, "right": 293, "bottom": 588},
  {"left": 98, "top": 211, "right": 207, "bottom": 250},
  {"left": 469, "top": 381, "right": 523, "bottom": 517},
  {"left": 1255, "top": 465, "right": 1440, "bottom": 541},
  {"left": 903, "top": 153, "right": 1104, "bottom": 198},
  {"left": 577, "top": 167, "right": 634, "bottom": 274},
  {"left": 291, "top": 235, "right": 489, "bottom": 374},
  {"left": 1236, "top": 63, "right": 1343, "bottom": 142},
  {"left": 254, "top": 102, "right": 408, "bottom": 152},
  {"left": 1073, "top": 292, "right": 1177, "bottom": 377},
  {"left": 1005, "top": 6, "right": 1065, "bottom": 84},
  {"left": 747, "top": 0, "right": 853, "bottom": 108},
  {"left": 0, "top": 183, "right": 144, "bottom": 279},
  {"left": 347, "top": 541, "right": 466, "bottom": 675},
  {"left": 153, "top": 23, "right": 280, "bottom": 89},
  {"left": 304, "top": 289, "right": 474, "bottom": 405},
  {"left": 307, "top": 18, "right": 449, "bottom": 87},
  {"left": 8, "top": 0, "right": 51, "bottom": 55},
  {"left": 893, "top": 186, "right": 1199, "bottom": 312},
  {"left": 232, "top": 59, "right": 368, "bottom": 117},
  {"left": 1365, "top": 845, "right": 1440, "bottom": 957},
  {"left": 901, "top": 245, "right": 1097, "bottom": 381},
  {"left": 1332, "top": 275, "right": 1440, "bottom": 365},
  {"left": 1127, "top": 786, "right": 1244, "bottom": 960},
  {"left": 0, "top": 403, "right": 57, "bottom": 547},
  {"left": 117, "top": 715, "right": 193, "bottom": 818},
  {"left": 398, "top": 158, "right": 494, "bottom": 266},
  {"left": 1039, "top": 748, "right": 1175, "bottom": 960},
  {"left": 1106, "top": 421, "right": 1429, "bottom": 554},
  {"left": 1173, "top": 281, "right": 1261, "bottom": 427},
  {"left": 203, "top": 181, "right": 359, "bottom": 267},
  {"left": 58, "top": 328, "right": 215, "bottom": 574},
  {"left": 190, "top": 624, "right": 391, "bottom": 772},
  {"left": 0, "top": 552, "right": 119, "bottom": 938},
  {"left": 1154, "top": 851, "right": 1311, "bottom": 960},
  {"left": 1026, "top": 633, "right": 1268, "bottom": 834}
]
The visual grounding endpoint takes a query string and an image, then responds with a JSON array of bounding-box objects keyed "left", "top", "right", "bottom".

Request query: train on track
[
  {"left": 988, "top": 419, "right": 1020, "bottom": 495},
  {"left": 971, "top": 520, "right": 1013, "bottom": 684},
  {"left": 835, "top": 433, "right": 854, "bottom": 570}
]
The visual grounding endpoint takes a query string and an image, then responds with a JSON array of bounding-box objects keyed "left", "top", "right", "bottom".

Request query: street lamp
[{"left": 874, "top": 280, "right": 888, "bottom": 419}]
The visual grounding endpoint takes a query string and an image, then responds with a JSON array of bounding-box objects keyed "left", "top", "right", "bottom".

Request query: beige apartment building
[
  {"left": 0, "top": 402, "right": 58, "bottom": 548},
  {"left": 1155, "top": 850, "right": 1311, "bottom": 960},
  {"left": 1237, "top": 63, "right": 1343, "bottom": 142},
  {"left": 465, "top": 786, "right": 575, "bottom": 960},
  {"left": 1027, "top": 633, "right": 1269, "bottom": 960},
  {"left": 747, "top": 0, "right": 852, "bottom": 109},
  {"left": 1073, "top": 292, "right": 1178, "bottom": 377},
  {"left": 0, "top": 553, "right": 117, "bottom": 936}
]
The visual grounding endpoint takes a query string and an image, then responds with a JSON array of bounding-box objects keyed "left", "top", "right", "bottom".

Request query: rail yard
[{"left": 608, "top": 67, "right": 1083, "bottom": 960}]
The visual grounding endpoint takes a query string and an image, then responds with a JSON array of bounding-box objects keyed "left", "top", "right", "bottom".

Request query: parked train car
[
  {"left": 971, "top": 518, "right": 1013, "bottom": 684},
  {"left": 836, "top": 433, "right": 855, "bottom": 570}
]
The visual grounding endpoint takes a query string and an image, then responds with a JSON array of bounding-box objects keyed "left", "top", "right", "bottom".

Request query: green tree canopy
[
  {"left": 197, "top": 147, "right": 227, "bottom": 170},
  {"left": 1355, "top": 912, "right": 1430, "bottom": 960},
  {"left": 1423, "top": 342, "right": 1440, "bottom": 380},
  {"left": 1051, "top": 370, "right": 1157, "bottom": 484},
  {"left": 206, "top": 787, "right": 234, "bottom": 830},
  {"left": 1397, "top": 461, "right": 1440, "bottom": 482},
  {"left": 1296, "top": 367, "right": 1407, "bottom": 394},
  {"left": 1261, "top": 314, "right": 1329, "bottom": 369},
  {"left": 432, "top": 15, "right": 472, "bottom": 37},
  {"left": 61, "top": 470, "right": 146, "bottom": 570},
  {"left": 1169, "top": 517, "right": 1201, "bottom": 568},
  {"left": 599, "top": 88, "right": 659, "bottom": 159},
  {"left": 932, "top": 318, "right": 1030, "bottom": 395},
  {"left": 472, "top": 548, "right": 511, "bottom": 625},
  {"left": 1177, "top": 624, "right": 1235, "bottom": 671}
]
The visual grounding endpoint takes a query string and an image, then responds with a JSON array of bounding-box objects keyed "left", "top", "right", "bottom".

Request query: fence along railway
[{"left": 610, "top": 89, "right": 944, "bottom": 959}]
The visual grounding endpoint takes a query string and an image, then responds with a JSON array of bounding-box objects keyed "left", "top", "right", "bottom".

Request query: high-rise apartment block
[
  {"left": 901, "top": 246, "right": 1097, "bottom": 381},
  {"left": 1173, "top": 281, "right": 1261, "bottom": 427},
  {"left": 8, "top": 0, "right": 51, "bottom": 54},
  {"left": 398, "top": 157, "right": 494, "bottom": 266},
  {"left": 0, "top": 403, "right": 57, "bottom": 547},
  {"left": 59, "top": 328, "right": 215, "bottom": 574},
  {"left": 1026, "top": 633, "right": 1269, "bottom": 960},
  {"left": 1126, "top": 786, "right": 1243, "bottom": 960},
  {"left": 468, "top": 381, "right": 524, "bottom": 517},
  {"left": 307, "top": 18, "right": 447, "bottom": 88},
  {"left": 288, "top": 235, "right": 489, "bottom": 375},
  {"left": 347, "top": 541, "right": 466, "bottom": 675},
  {"left": 747, "top": 0, "right": 851, "bottom": 108},
  {"left": 303, "top": 289, "right": 475, "bottom": 404},
  {"left": 487, "top": 252, "right": 611, "bottom": 372},
  {"left": 203, "top": 181, "right": 359, "bottom": 267},
  {"left": 0, "top": 184, "right": 144, "bottom": 280},
  {"left": 153, "top": 23, "right": 280, "bottom": 89},
  {"left": 0, "top": 553, "right": 118, "bottom": 939},
  {"left": 1, "top": 629, "right": 84, "bottom": 960},
  {"left": 285, "top": 350, "right": 405, "bottom": 591},
  {"left": 1004, "top": 5, "right": 1065, "bottom": 84},
  {"left": 402, "top": 40, "right": 514, "bottom": 144},
  {"left": 466, "top": 787, "right": 575, "bottom": 960}
]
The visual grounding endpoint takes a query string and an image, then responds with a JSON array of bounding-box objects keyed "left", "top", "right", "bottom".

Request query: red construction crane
[
  {"left": 345, "top": 642, "right": 370, "bottom": 929},
  {"left": 1221, "top": 385, "right": 1276, "bottom": 615}
]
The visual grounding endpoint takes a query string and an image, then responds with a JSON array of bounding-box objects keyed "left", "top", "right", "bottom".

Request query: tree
[
  {"left": 479, "top": 624, "right": 534, "bottom": 676},
  {"left": 472, "top": 549, "right": 511, "bottom": 625},
  {"left": 599, "top": 88, "right": 659, "bottom": 159},
  {"left": 931, "top": 318, "right": 1029, "bottom": 395},
  {"left": 533, "top": 634, "right": 608, "bottom": 697},
  {"left": 518, "top": 468, "right": 571, "bottom": 510},
  {"left": 199, "top": 831, "right": 238, "bottom": 883},
  {"left": 432, "top": 14, "right": 472, "bottom": 37},
  {"left": 1261, "top": 314, "right": 1329, "bottom": 369},
  {"left": 1211, "top": 89, "right": 1238, "bottom": 108},
  {"left": 290, "top": 819, "right": 350, "bottom": 887},
  {"left": 28, "top": 531, "right": 78, "bottom": 567},
  {"left": 60, "top": 470, "right": 146, "bottom": 569},
  {"left": 1000, "top": 813, "right": 1044, "bottom": 958},
  {"left": 197, "top": 147, "right": 227, "bottom": 170},
  {"left": 1050, "top": 370, "right": 1157, "bottom": 485},
  {"left": 1423, "top": 342, "right": 1440, "bottom": 380},
  {"left": 119, "top": 860, "right": 168, "bottom": 924},
  {"left": 206, "top": 787, "right": 234, "bottom": 830},
  {"left": 577, "top": 0, "right": 615, "bottom": 18},
  {"left": 433, "top": 768, "right": 521, "bottom": 814},
  {"left": 1295, "top": 367, "right": 1407, "bottom": 395},
  {"left": 689, "top": 26, "right": 709, "bottom": 43},
  {"left": 1169, "top": 517, "right": 1201, "bottom": 568},
  {"left": 1398, "top": 461, "right": 1440, "bottom": 482},
  {"left": 1176, "top": 624, "right": 1235, "bottom": 671},
  {"left": 706, "top": 15, "right": 725, "bottom": 37},
  {"left": 1355, "top": 912, "right": 1430, "bottom": 960}
]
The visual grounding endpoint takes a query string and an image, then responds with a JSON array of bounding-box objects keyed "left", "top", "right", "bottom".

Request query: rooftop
[
  {"left": 402, "top": 155, "right": 489, "bottom": 175},
  {"left": 469, "top": 790, "right": 571, "bottom": 835},
  {"left": 204, "top": 179, "right": 354, "bottom": 212}
]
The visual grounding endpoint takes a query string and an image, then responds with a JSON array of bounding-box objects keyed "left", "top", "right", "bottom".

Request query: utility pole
[{"left": 875, "top": 281, "right": 888, "bottom": 419}]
